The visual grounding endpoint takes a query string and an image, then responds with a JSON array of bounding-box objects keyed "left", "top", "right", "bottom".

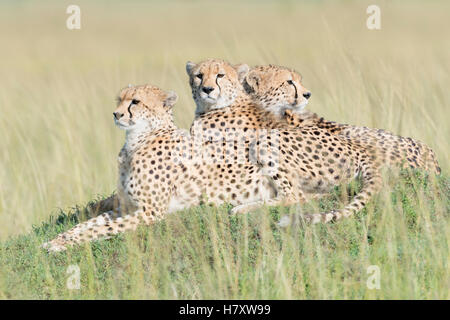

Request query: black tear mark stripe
[
  {"left": 291, "top": 82, "right": 298, "bottom": 105},
  {"left": 216, "top": 75, "right": 222, "bottom": 95},
  {"left": 128, "top": 102, "right": 133, "bottom": 118},
  {"left": 292, "top": 82, "right": 298, "bottom": 99}
]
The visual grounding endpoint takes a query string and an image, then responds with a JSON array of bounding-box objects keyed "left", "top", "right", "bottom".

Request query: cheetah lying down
[{"left": 43, "top": 85, "right": 279, "bottom": 252}]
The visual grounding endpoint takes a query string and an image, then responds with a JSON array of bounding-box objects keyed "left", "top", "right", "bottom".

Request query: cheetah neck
[{"left": 123, "top": 119, "right": 175, "bottom": 153}]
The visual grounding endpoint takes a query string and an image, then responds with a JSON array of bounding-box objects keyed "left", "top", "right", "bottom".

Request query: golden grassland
[{"left": 0, "top": 0, "right": 448, "bottom": 299}]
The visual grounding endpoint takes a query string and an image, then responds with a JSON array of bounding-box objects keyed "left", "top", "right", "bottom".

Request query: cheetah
[
  {"left": 186, "top": 58, "right": 383, "bottom": 223},
  {"left": 242, "top": 64, "right": 441, "bottom": 175},
  {"left": 43, "top": 84, "right": 279, "bottom": 252}
]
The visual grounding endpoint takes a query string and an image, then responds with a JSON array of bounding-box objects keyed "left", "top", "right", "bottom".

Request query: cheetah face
[
  {"left": 243, "top": 65, "right": 311, "bottom": 116},
  {"left": 186, "top": 59, "right": 249, "bottom": 116},
  {"left": 113, "top": 85, "right": 178, "bottom": 131}
]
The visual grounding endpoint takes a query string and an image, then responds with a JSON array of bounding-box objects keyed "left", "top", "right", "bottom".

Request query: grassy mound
[{"left": 1, "top": 170, "right": 448, "bottom": 299}]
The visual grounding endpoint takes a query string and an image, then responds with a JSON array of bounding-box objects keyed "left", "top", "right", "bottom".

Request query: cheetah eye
[
  {"left": 131, "top": 99, "right": 140, "bottom": 105},
  {"left": 287, "top": 80, "right": 294, "bottom": 85},
  {"left": 196, "top": 74, "right": 203, "bottom": 80},
  {"left": 217, "top": 74, "right": 225, "bottom": 78}
]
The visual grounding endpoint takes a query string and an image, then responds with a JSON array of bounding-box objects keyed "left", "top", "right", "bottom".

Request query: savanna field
[{"left": 0, "top": 0, "right": 449, "bottom": 299}]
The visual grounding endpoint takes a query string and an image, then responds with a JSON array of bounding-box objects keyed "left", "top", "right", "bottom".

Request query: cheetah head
[
  {"left": 113, "top": 84, "right": 178, "bottom": 131},
  {"left": 186, "top": 59, "right": 249, "bottom": 116},
  {"left": 243, "top": 65, "right": 311, "bottom": 116}
]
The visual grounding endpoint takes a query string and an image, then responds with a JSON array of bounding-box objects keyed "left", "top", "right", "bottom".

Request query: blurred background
[{"left": 0, "top": 0, "right": 449, "bottom": 239}]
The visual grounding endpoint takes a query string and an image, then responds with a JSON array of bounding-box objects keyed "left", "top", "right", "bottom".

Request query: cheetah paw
[
  {"left": 230, "top": 203, "right": 256, "bottom": 215},
  {"left": 42, "top": 241, "right": 67, "bottom": 253},
  {"left": 277, "top": 215, "right": 292, "bottom": 228},
  {"left": 230, "top": 205, "right": 246, "bottom": 215},
  {"left": 277, "top": 214, "right": 314, "bottom": 228}
]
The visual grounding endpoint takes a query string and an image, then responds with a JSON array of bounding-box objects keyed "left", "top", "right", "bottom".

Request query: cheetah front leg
[{"left": 42, "top": 208, "right": 158, "bottom": 253}]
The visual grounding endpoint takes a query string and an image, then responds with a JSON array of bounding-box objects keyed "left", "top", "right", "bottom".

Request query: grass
[
  {"left": 1, "top": 170, "right": 448, "bottom": 299},
  {"left": 0, "top": 0, "right": 449, "bottom": 299}
]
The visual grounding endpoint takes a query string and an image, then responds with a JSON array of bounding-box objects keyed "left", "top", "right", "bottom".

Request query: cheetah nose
[
  {"left": 113, "top": 112, "right": 124, "bottom": 120},
  {"left": 303, "top": 92, "right": 311, "bottom": 100},
  {"left": 202, "top": 86, "right": 214, "bottom": 94}
]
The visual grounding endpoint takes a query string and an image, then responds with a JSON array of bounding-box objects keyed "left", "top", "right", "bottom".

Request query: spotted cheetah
[
  {"left": 186, "top": 59, "right": 383, "bottom": 223},
  {"left": 243, "top": 64, "right": 441, "bottom": 175},
  {"left": 43, "top": 84, "right": 279, "bottom": 252}
]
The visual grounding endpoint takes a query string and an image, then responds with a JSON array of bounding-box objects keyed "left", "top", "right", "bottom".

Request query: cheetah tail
[{"left": 424, "top": 146, "right": 441, "bottom": 175}]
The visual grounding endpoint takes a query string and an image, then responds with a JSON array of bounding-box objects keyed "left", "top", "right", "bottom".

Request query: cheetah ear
[
  {"left": 243, "top": 70, "right": 260, "bottom": 93},
  {"left": 186, "top": 61, "right": 196, "bottom": 76},
  {"left": 234, "top": 64, "right": 250, "bottom": 83},
  {"left": 163, "top": 91, "right": 178, "bottom": 108}
]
